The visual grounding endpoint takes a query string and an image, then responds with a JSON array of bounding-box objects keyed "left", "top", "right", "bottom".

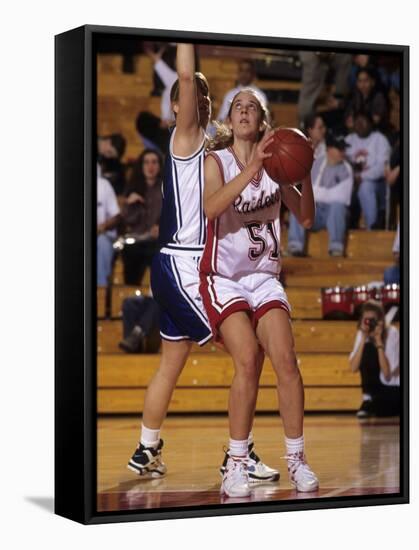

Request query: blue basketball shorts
[{"left": 151, "top": 252, "right": 213, "bottom": 346}]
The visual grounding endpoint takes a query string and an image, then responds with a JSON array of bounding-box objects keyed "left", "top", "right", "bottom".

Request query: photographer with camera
[{"left": 349, "top": 300, "right": 400, "bottom": 418}]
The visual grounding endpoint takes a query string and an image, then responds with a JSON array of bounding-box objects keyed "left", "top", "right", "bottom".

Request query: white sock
[
  {"left": 285, "top": 435, "right": 304, "bottom": 456},
  {"left": 140, "top": 423, "right": 160, "bottom": 448},
  {"left": 229, "top": 438, "right": 248, "bottom": 458},
  {"left": 247, "top": 432, "right": 254, "bottom": 447}
]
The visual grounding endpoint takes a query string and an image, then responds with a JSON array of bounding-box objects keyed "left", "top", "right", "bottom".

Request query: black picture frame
[{"left": 55, "top": 24, "right": 409, "bottom": 525}]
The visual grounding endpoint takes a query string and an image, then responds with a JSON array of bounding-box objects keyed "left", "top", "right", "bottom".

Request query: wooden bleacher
[
  {"left": 97, "top": 52, "right": 301, "bottom": 160},
  {"left": 98, "top": 353, "right": 360, "bottom": 414},
  {"left": 98, "top": 319, "right": 356, "bottom": 355},
  {"left": 97, "top": 228, "right": 396, "bottom": 414}
]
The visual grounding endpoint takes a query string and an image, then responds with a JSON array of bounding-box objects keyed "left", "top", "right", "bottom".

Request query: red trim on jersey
[
  {"left": 200, "top": 153, "right": 223, "bottom": 276},
  {"left": 200, "top": 218, "right": 219, "bottom": 275},
  {"left": 254, "top": 300, "right": 290, "bottom": 323},
  {"left": 228, "top": 146, "right": 263, "bottom": 187},
  {"left": 213, "top": 218, "right": 219, "bottom": 273},
  {"left": 200, "top": 218, "right": 214, "bottom": 275},
  {"left": 206, "top": 151, "right": 225, "bottom": 184}
]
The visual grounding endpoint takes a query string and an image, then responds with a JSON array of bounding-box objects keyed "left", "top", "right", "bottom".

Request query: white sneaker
[
  {"left": 220, "top": 457, "right": 251, "bottom": 497},
  {"left": 220, "top": 444, "right": 280, "bottom": 484},
  {"left": 284, "top": 451, "right": 319, "bottom": 492},
  {"left": 247, "top": 444, "right": 280, "bottom": 483}
]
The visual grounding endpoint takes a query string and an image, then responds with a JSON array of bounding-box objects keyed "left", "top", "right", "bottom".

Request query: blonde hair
[{"left": 207, "top": 88, "right": 271, "bottom": 152}]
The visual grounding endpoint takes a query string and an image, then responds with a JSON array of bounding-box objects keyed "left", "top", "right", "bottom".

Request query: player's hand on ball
[{"left": 249, "top": 129, "right": 274, "bottom": 171}]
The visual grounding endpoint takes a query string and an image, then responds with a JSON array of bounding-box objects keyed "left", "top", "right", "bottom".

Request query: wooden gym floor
[{"left": 97, "top": 414, "right": 400, "bottom": 512}]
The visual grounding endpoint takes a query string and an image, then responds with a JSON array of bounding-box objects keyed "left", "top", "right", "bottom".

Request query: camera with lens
[{"left": 364, "top": 318, "right": 378, "bottom": 332}]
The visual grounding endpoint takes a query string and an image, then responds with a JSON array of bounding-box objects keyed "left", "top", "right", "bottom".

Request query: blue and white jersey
[{"left": 159, "top": 127, "right": 207, "bottom": 257}]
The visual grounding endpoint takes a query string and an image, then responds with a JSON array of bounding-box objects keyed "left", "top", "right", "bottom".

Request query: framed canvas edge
[
  {"left": 55, "top": 24, "right": 410, "bottom": 526},
  {"left": 55, "top": 25, "right": 89, "bottom": 524}
]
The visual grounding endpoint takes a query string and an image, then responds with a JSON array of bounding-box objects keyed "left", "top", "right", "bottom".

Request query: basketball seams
[
  {"left": 279, "top": 140, "right": 312, "bottom": 147},
  {"left": 264, "top": 128, "right": 314, "bottom": 184},
  {"left": 274, "top": 128, "right": 307, "bottom": 144},
  {"left": 278, "top": 145, "right": 313, "bottom": 172},
  {"left": 275, "top": 150, "right": 293, "bottom": 185}
]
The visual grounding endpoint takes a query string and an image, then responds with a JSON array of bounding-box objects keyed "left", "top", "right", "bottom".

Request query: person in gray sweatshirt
[
  {"left": 287, "top": 132, "right": 353, "bottom": 257},
  {"left": 345, "top": 111, "right": 391, "bottom": 229}
]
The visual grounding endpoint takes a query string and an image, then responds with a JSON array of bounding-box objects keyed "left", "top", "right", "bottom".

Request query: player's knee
[
  {"left": 272, "top": 350, "right": 299, "bottom": 382},
  {"left": 157, "top": 363, "right": 184, "bottom": 384},
  {"left": 234, "top": 345, "right": 261, "bottom": 381}
]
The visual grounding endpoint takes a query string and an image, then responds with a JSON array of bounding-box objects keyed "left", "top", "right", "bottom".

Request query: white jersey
[
  {"left": 97, "top": 173, "right": 120, "bottom": 240},
  {"left": 159, "top": 127, "right": 207, "bottom": 257},
  {"left": 200, "top": 147, "right": 282, "bottom": 279}
]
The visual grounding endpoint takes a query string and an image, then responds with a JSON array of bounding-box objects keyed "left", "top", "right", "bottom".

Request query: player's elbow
[{"left": 204, "top": 205, "right": 217, "bottom": 222}]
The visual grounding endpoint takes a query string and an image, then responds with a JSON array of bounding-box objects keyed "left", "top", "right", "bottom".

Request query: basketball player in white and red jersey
[
  {"left": 200, "top": 89, "right": 319, "bottom": 497},
  {"left": 127, "top": 45, "right": 278, "bottom": 485}
]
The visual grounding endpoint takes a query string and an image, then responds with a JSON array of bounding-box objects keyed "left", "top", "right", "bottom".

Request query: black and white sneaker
[
  {"left": 220, "top": 443, "right": 280, "bottom": 484},
  {"left": 127, "top": 438, "right": 167, "bottom": 478},
  {"left": 356, "top": 400, "right": 375, "bottom": 419}
]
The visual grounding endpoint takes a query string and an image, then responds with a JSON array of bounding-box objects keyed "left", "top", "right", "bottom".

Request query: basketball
[{"left": 263, "top": 128, "right": 314, "bottom": 185}]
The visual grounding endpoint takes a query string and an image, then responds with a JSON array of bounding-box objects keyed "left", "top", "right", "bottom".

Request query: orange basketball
[{"left": 263, "top": 128, "right": 314, "bottom": 185}]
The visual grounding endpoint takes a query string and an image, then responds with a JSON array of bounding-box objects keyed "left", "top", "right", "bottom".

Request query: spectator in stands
[
  {"left": 344, "top": 67, "right": 389, "bottom": 133},
  {"left": 345, "top": 111, "right": 391, "bottom": 230},
  {"left": 135, "top": 111, "right": 170, "bottom": 156},
  {"left": 348, "top": 55, "right": 372, "bottom": 89},
  {"left": 304, "top": 112, "right": 327, "bottom": 159},
  {"left": 216, "top": 59, "right": 268, "bottom": 122},
  {"left": 119, "top": 149, "right": 163, "bottom": 285},
  {"left": 97, "top": 169, "right": 121, "bottom": 286},
  {"left": 384, "top": 223, "right": 400, "bottom": 285},
  {"left": 350, "top": 300, "right": 400, "bottom": 418},
  {"left": 97, "top": 134, "right": 126, "bottom": 196},
  {"left": 145, "top": 44, "right": 177, "bottom": 127},
  {"left": 287, "top": 131, "right": 353, "bottom": 257},
  {"left": 349, "top": 54, "right": 400, "bottom": 95},
  {"left": 297, "top": 51, "right": 352, "bottom": 125},
  {"left": 119, "top": 294, "right": 160, "bottom": 353}
]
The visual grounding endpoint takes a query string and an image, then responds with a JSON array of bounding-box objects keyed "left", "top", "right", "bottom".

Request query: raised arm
[{"left": 172, "top": 43, "right": 202, "bottom": 157}]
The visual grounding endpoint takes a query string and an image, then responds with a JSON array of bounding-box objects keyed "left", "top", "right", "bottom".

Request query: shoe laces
[
  {"left": 281, "top": 451, "right": 312, "bottom": 477},
  {"left": 224, "top": 445, "right": 264, "bottom": 468},
  {"left": 226, "top": 457, "right": 248, "bottom": 480}
]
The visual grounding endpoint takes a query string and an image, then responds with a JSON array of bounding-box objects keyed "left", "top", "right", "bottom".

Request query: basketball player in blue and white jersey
[
  {"left": 201, "top": 89, "right": 319, "bottom": 497},
  {"left": 127, "top": 44, "right": 279, "bottom": 484}
]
